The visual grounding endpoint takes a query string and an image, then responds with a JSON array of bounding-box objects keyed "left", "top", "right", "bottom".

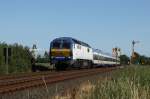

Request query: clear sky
[{"left": 0, "top": 0, "right": 150, "bottom": 56}]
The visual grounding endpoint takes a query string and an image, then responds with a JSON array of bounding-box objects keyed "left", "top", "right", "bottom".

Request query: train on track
[{"left": 50, "top": 37, "right": 120, "bottom": 70}]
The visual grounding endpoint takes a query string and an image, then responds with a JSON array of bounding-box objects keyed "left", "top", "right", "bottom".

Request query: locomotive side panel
[{"left": 72, "top": 43, "right": 93, "bottom": 61}]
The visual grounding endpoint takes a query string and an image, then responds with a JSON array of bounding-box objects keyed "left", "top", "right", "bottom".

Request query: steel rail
[{"left": 0, "top": 67, "right": 117, "bottom": 94}]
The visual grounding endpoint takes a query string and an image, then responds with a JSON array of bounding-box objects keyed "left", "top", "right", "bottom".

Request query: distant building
[{"left": 112, "top": 48, "right": 121, "bottom": 60}]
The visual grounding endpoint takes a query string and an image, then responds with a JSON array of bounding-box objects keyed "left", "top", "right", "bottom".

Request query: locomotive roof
[
  {"left": 53, "top": 37, "right": 91, "bottom": 48},
  {"left": 72, "top": 38, "right": 91, "bottom": 48}
]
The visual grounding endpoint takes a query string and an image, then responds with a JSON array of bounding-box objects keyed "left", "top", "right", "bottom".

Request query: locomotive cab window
[
  {"left": 62, "top": 40, "right": 71, "bottom": 49},
  {"left": 52, "top": 40, "right": 61, "bottom": 48}
]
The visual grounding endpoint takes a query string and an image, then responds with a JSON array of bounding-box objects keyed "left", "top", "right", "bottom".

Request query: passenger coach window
[
  {"left": 77, "top": 45, "right": 81, "bottom": 49},
  {"left": 87, "top": 48, "right": 90, "bottom": 52}
]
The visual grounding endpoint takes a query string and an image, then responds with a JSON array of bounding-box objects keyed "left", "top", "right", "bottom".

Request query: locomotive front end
[{"left": 50, "top": 38, "right": 73, "bottom": 70}]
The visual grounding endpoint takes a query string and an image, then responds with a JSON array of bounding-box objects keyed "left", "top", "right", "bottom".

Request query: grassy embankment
[{"left": 53, "top": 65, "right": 150, "bottom": 99}]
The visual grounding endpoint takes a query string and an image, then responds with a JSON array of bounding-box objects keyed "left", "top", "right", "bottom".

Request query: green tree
[
  {"left": 120, "top": 55, "right": 130, "bottom": 65},
  {"left": 131, "top": 52, "right": 140, "bottom": 64},
  {"left": 44, "top": 51, "right": 50, "bottom": 62},
  {"left": 36, "top": 51, "right": 50, "bottom": 63},
  {"left": 44, "top": 51, "right": 49, "bottom": 58},
  {"left": 0, "top": 43, "right": 33, "bottom": 74},
  {"left": 139, "top": 55, "right": 150, "bottom": 65}
]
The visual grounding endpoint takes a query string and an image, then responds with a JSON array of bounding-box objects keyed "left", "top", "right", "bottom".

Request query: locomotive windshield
[
  {"left": 62, "top": 40, "right": 71, "bottom": 49},
  {"left": 51, "top": 39, "right": 71, "bottom": 49}
]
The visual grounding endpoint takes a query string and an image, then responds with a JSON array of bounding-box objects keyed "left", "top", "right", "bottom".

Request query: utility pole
[{"left": 3, "top": 47, "right": 12, "bottom": 74}]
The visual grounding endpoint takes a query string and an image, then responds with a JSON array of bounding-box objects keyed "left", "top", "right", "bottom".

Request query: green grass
[
  {"left": 53, "top": 65, "right": 150, "bottom": 99},
  {"left": 89, "top": 65, "right": 150, "bottom": 99}
]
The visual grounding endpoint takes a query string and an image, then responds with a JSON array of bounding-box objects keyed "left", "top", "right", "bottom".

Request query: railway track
[{"left": 0, "top": 67, "right": 118, "bottom": 94}]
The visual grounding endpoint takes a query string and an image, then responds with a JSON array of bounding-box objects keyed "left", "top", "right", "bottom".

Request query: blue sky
[{"left": 0, "top": 0, "right": 150, "bottom": 56}]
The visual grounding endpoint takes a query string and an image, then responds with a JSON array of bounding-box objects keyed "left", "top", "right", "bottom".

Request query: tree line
[
  {"left": 131, "top": 52, "right": 150, "bottom": 65},
  {"left": 0, "top": 42, "right": 33, "bottom": 74},
  {"left": 120, "top": 52, "right": 150, "bottom": 65}
]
